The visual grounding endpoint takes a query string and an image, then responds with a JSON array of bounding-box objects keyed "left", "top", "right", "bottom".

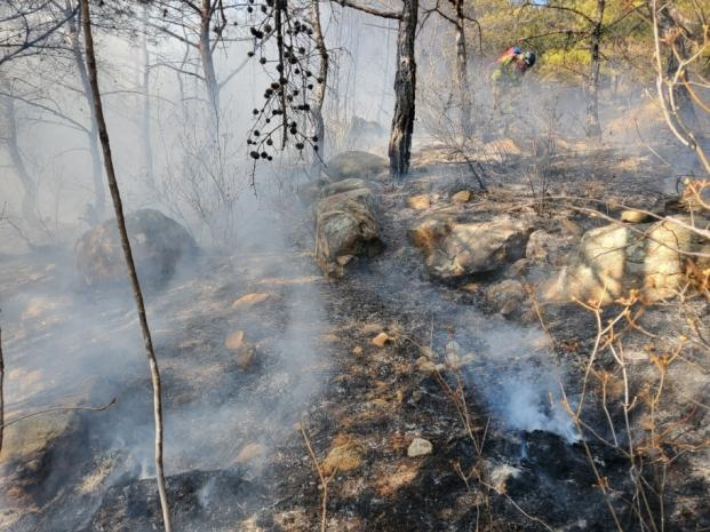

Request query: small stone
[
  {"left": 621, "top": 209, "right": 650, "bottom": 224},
  {"left": 461, "top": 282, "right": 480, "bottom": 293},
  {"left": 408, "top": 194, "right": 431, "bottom": 210},
  {"left": 235, "top": 443, "right": 266, "bottom": 464},
  {"left": 336, "top": 255, "right": 354, "bottom": 266},
  {"left": 236, "top": 346, "right": 256, "bottom": 370},
  {"left": 225, "top": 330, "right": 246, "bottom": 350},
  {"left": 233, "top": 293, "right": 271, "bottom": 309},
  {"left": 415, "top": 356, "right": 436, "bottom": 374},
  {"left": 371, "top": 332, "right": 391, "bottom": 347},
  {"left": 407, "top": 437, "right": 433, "bottom": 457},
  {"left": 451, "top": 190, "right": 472, "bottom": 203},
  {"left": 352, "top": 346, "right": 364, "bottom": 356},
  {"left": 320, "top": 333, "right": 339, "bottom": 344}
]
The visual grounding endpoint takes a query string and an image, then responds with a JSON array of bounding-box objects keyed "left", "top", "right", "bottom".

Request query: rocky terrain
[{"left": 1, "top": 143, "right": 709, "bottom": 532}]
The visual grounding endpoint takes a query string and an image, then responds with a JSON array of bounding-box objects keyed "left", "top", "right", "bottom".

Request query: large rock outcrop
[
  {"left": 323, "top": 151, "right": 388, "bottom": 181},
  {"left": 74, "top": 209, "right": 197, "bottom": 288},
  {"left": 410, "top": 216, "right": 531, "bottom": 280},
  {"left": 550, "top": 216, "right": 710, "bottom": 304},
  {"left": 315, "top": 184, "right": 384, "bottom": 276}
]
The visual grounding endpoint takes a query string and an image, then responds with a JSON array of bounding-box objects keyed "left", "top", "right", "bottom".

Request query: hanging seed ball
[
  {"left": 293, "top": 89, "right": 299, "bottom": 96},
  {"left": 246, "top": 139, "right": 253, "bottom": 145},
  {"left": 259, "top": 57, "right": 267, "bottom": 64},
  {"left": 247, "top": 5, "right": 253, "bottom": 12},
  {"left": 253, "top": 130, "right": 260, "bottom": 136},
  {"left": 280, "top": 77, "right": 288, "bottom": 85},
  {"left": 265, "top": 118, "right": 271, "bottom": 123},
  {"left": 250, "top": 151, "right": 259, "bottom": 159},
  {"left": 261, "top": 152, "right": 268, "bottom": 159},
  {"left": 312, "top": 135, "right": 318, "bottom": 142},
  {"left": 298, "top": 47, "right": 306, "bottom": 55},
  {"left": 266, "top": 138, "right": 273, "bottom": 146},
  {"left": 264, "top": 24, "right": 272, "bottom": 33},
  {"left": 307, "top": 83, "right": 313, "bottom": 90},
  {"left": 286, "top": 95, "right": 293, "bottom": 102},
  {"left": 305, "top": 71, "right": 312, "bottom": 77},
  {"left": 248, "top": 51, "right": 255, "bottom": 57},
  {"left": 260, "top": 5, "right": 267, "bottom": 12},
  {"left": 276, "top": 64, "right": 283, "bottom": 72},
  {"left": 267, "top": 156, "right": 273, "bottom": 161},
  {"left": 295, "top": 143, "right": 304, "bottom": 150},
  {"left": 317, "top": 77, "right": 324, "bottom": 84},
  {"left": 313, "top": 145, "right": 319, "bottom": 151},
  {"left": 252, "top": 109, "right": 259, "bottom": 115},
  {"left": 290, "top": 128, "right": 297, "bottom": 135},
  {"left": 295, "top": 68, "right": 301, "bottom": 75}
]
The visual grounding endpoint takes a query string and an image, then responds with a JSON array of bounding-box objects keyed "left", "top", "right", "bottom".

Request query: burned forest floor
[{"left": 1, "top": 138, "right": 710, "bottom": 532}]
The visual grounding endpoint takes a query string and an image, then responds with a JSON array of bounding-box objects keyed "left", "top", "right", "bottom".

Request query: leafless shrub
[{"left": 531, "top": 206, "right": 710, "bottom": 532}]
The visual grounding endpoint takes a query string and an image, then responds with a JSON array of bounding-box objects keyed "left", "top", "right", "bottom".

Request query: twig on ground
[
  {"left": 300, "top": 424, "right": 337, "bottom": 532},
  {"left": 1, "top": 398, "right": 117, "bottom": 431}
]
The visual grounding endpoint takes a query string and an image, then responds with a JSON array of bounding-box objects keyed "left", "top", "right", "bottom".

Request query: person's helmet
[
  {"left": 523, "top": 51, "right": 536, "bottom": 67},
  {"left": 511, "top": 45, "right": 522, "bottom": 55}
]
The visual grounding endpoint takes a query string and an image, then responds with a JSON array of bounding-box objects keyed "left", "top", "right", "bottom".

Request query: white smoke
[{"left": 464, "top": 321, "right": 579, "bottom": 443}]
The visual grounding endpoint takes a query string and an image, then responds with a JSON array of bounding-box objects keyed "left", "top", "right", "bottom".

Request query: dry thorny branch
[{"left": 535, "top": 271, "right": 710, "bottom": 532}]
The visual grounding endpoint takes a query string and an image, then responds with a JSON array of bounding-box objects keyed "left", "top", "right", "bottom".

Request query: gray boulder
[
  {"left": 323, "top": 151, "right": 388, "bottom": 181},
  {"left": 74, "top": 209, "right": 197, "bottom": 288},
  {"left": 549, "top": 216, "right": 710, "bottom": 304},
  {"left": 410, "top": 216, "right": 531, "bottom": 280},
  {"left": 315, "top": 186, "right": 383, "bottom": 276}
]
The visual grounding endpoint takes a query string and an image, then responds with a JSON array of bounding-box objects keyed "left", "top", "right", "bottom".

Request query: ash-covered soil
[{"left": 2, "top": 142, "right": 709, "bottom": 532}]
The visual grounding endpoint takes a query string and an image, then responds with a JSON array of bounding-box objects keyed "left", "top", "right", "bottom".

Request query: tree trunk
[
  {"left": 310, "top": 0, "right": 329, "bottom": 171},
  {"left": 141, "top": 4, "right": 155, "bottom": 186},
  {"left": 66, "top": 0, "right": 105, "bottom": 223},
  {"left": 1, "top": 93, "right": 40, "bottom": 226},
  {"left": 0, "top": 327, "right": 5, "bottom": 458},
  {"left": 454, "top": 0, "right": 472, "bottom": 137},
  {"left": 586, "top": 0, "right": 604, "bottom": 138},
  {"left": 78, "top": 2, "right": 172, "bottom": 531},
  {"left": 388, "top": 0, "right": 418, "bottom": 178},
  {"left": 199, "top": 0, "right": 220, "bottom": 128}
]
